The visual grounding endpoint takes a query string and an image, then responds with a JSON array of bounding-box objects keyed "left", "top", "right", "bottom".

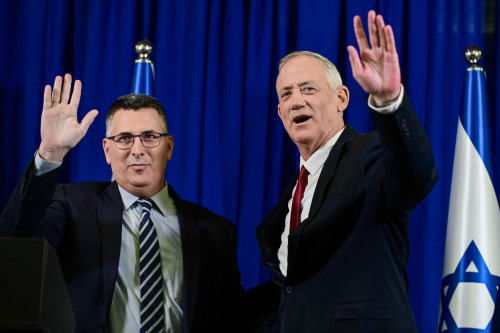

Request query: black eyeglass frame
[{"left": 106, "top": 132, "right": 169, "bottom": 150}]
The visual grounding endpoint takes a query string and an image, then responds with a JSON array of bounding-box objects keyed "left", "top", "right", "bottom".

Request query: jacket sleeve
[
  {"left": 369, "top": 90, "right": 438, "bottom": 214},
  {"left": 0, "top": 157, "right": 67, "bottom": 249}
]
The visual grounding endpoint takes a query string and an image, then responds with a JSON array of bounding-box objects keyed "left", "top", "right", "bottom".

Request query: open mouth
[{"left": 293, "top": 115, "right": 311, "bottom": 124}]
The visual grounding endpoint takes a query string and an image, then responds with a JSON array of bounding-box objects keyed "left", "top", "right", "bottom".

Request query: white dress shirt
[{"left": 277, "top": 87, "right": 405, "bottom": 276}]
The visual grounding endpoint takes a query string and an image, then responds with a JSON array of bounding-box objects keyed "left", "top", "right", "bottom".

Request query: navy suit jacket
[
  {"left": 255, "top": 93, "right": 438, "bottom": 332},
  {"left": 0, "top": 161, "right": 245, "bottom": 332}
]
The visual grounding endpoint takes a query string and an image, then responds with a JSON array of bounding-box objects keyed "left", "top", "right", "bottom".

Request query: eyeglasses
[{"left": 106, "top": 132, "right": 169, "bottom": 150}]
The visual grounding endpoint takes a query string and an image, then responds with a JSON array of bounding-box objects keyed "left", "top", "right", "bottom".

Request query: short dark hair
[{"left": 105, "top": 94, "right": 168, "bottom": 136}]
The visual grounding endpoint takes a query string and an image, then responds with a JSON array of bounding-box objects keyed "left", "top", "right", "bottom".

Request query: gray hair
[
  {"left": 277, "top": 51, "right": 343, "bottom": 91},
  {"left": 105, "top": 94, "right": 168, "bottom": 137}
]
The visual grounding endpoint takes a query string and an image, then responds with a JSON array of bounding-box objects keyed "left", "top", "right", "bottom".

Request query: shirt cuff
[
  {"left": 34, "top": 150, "right": 62, "bottom": 176},
  {"left": 368, "top": 85, "right": 405, "bottom": 114}
]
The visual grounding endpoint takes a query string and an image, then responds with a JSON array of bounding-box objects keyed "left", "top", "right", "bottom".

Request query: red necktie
[{"left": 290, "top": 166, "right": 309, "bottom": 232}]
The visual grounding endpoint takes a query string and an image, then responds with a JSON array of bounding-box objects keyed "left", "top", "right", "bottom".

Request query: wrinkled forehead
[{"left": 276, "top": 56, "right": 327, "bottom": 91}]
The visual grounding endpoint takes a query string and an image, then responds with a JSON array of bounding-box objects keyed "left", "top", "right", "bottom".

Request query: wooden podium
[{"left": 0, "top": 238, "right": 75, "bottom": 333}]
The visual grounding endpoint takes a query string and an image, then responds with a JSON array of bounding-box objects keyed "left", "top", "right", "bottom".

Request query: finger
[
  {"left": 384, "top": 25, "right": 396, "bottom": 53},
  {"left": 79, "top": 109, "right": 99, "bottom": 134},
  {"left": 353, "top": 15, "right": 369, "bottom": 52},
  {"left": 376, "top": 14, "right": 387, "bottom": 50},
  {"left": 61, "top": 73, "right": 72, "bottom": 104},
  {"left": 51, "top": 76, "right": 63, "bottom": 103},
  {"left": 70, "top": 80, "right": 82, "bottom": 109},
  {"left": 368, "top": 10, "right": 379, "bottom": 48},
  {"left": 43, "top": 85, "right": 52, "bottom": 110}
]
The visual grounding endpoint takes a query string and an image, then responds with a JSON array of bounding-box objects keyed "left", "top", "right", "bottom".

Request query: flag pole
[{"left": 130, "top": 40, "right": 155, "bottom": 96}]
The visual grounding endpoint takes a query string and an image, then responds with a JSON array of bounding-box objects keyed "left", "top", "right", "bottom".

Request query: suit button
[
  {"left": 98, "top": 322, "right": 105, "bottom": 330},
  {"left": 285, "top": 286, "right": 293, "bottom": 294}
]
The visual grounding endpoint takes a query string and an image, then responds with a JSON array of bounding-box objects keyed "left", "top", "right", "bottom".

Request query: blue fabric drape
[{"left": 0, "top": 1, "right": 498, "bottom": 332}]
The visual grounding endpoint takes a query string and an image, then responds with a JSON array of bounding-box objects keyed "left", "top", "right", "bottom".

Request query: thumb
[{"left": 80, "top": 109, "right": 99, "bottom": 134}]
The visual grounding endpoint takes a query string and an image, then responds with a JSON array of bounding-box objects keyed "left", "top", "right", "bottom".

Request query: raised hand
[
  {"left": 38, "top": 74, "right": 99, "bottom": 162},
  {"left": 347, "top": 10, "right": 401, "bottom": 106}
]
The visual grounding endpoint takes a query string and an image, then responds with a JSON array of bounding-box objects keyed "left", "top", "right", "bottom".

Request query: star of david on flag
[{"left": 438, "top": 49, "right": 500, "bottom": 332}]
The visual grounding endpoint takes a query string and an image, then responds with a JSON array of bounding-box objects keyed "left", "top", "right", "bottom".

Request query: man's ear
[
  {"left": 166, "top": 135, "right": 174, "bottom": 161},
  {"left": 337, "top": 86, "right": 350, "bottom": 112},
  {"left": 103, "top": 139, "right": 111, "bottom": 164},
  {"left": 277, "top": 104, "right": 283, "bottom": 120}
]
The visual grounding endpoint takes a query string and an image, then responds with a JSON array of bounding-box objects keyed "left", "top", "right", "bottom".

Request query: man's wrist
[
  {"left": 34, "top": 150, "right": 62, "bottom": 176},
  {"left": 368, "top": 85, "right": 405, "bottom": 114},
  {"left": 38, "top": 143, "right": 67, "bottom": 163}
]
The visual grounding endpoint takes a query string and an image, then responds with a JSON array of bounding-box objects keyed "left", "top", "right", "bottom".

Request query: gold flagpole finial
[
  {"left": 465, "top": 46, "right": 482, "bottom": 71},
  {"left": 135, "top": 40, "right": 153, "bottom": 63}
]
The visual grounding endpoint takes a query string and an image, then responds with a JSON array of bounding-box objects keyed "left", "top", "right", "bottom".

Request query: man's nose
[
  {"left": 290, "top": 89, "right": 306, "bottom": 110},
  {"left": 130, "top": 136, "right": 146, "bottom": 155}
]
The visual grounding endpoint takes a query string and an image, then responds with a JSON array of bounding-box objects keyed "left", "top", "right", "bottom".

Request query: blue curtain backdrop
[{"left": 0, "top": 1, "right": 499, "bottom": 332}]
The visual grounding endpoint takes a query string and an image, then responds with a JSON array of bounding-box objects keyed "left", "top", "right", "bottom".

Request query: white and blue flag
[{"left": 438, "top": 58, "right": 500, "bottom": 332}]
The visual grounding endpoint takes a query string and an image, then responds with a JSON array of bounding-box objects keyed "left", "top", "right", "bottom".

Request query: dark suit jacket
[
  {"left": 255, "top": 93, "right": 438, "bottom": 332},
  {"left": 0, "top": 161, "right": 245, "bottom": 332}
]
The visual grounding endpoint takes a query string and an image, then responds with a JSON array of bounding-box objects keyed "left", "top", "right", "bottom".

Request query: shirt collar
[
  {"left": 300, "top": 127, "right": 345, "bottom": 176},
  {"left": 117, "top": 182, "right": 170, "bottom": 217}
]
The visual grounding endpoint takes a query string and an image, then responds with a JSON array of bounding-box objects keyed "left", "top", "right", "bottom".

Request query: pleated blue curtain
[{"left": 0, "top": 1, "right": 499, "bottom": 332}]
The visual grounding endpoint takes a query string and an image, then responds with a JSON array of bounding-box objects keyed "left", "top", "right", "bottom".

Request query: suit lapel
[
  {"left": 96, "top": 182, "right": 123, "bottom": 314},
  {"left": 168, "top": 186, "right": 201, "bottom": 333},
  {"left": 288, "top": 126, "right": 359, "bottom": 275},
  {"left": 307, "top": 125, "right": 359, "bottom": 221}
]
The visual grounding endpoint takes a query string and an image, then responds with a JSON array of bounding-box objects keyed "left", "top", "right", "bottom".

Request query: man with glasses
[{"left": 0, "top": 75, "right": 246, "bottom": 333}]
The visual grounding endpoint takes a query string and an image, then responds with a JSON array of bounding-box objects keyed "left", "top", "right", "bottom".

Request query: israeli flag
[{"left": 438, "top": 62, "right": 500, "bottom": 332}]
